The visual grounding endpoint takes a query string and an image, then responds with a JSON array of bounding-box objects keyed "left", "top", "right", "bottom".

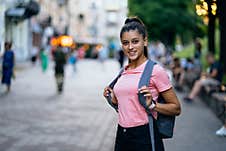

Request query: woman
[
  {"left": 40, "top": 48, "right": 48, "bottom": 72},
  {"left": 1, "top": 42, "right": 15, "bottom": 92},
  {"left": 103, "top": 17, "right": 181, "bottom": 151}
]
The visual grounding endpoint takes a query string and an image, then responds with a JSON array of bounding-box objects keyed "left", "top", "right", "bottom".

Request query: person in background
[
  {"left": 194, "top": 38, "right": 202, "bottom": 61},
  {"left": 1, "top": 42, "right": 15, "bottom": 92},
  {"left": 30, "top": 46, "right": 38, "bottom": 65},
  {"left": 184, "top": 53, "right": 223, "bottom": 102},
  {"left": 40, "top": 48, "right": 48, "bottom": 72},
  {"left": 171, "top": 57, "right": 183, "bottom": 84},
  {"left": 68, "top": 49, "right": 77, "bottom": 73},
  {"left": 117, "top": 49, "right": 125, "bottom": 68},
  {"left": 98, "top": 45, "right": 108, "bottom": 63},
  {"left": 176, "top": 57, "right": 202, "bottom": 91},
  {"left": 53, "top": 44, "right": 67, "bottom": 94}
]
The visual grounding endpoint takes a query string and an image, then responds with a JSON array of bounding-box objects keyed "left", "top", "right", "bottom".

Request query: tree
[
  {"left": 128, "top": 0, "right": 202, "bottom": 49},
  {"left": 207, "top": 0, "right": 216, "bottom": 53}
]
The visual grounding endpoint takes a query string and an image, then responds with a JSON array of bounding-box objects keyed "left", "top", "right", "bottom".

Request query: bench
[
  {"left": 211, "top": 92, "right": 226, "bottom": 123},
  {"left": 199, "top": 84, "right": 226, "bottom": 123}
]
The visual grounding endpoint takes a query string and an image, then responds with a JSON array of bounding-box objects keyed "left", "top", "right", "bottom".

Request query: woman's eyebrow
[
  {"left": 121, "top": 39, "right": 129, "bottom": 42},
  {"left": 122, "top": 37, "right": 140, "bottom": 41},
  {"left": 131, "top": 38, "right": 139, "bottom": 40}
]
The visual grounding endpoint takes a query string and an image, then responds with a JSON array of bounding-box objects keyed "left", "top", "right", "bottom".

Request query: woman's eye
[
  {"left": 132, "top": 40, "right": 139, "bottom": 44},
  {"left": 122, "top": 41, "right": 129, "bottom": 46}
]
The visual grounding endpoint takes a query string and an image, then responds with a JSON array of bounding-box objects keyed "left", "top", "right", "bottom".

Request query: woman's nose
[{"left": 129, "top": 42, "right": 133, "bottom": 49}]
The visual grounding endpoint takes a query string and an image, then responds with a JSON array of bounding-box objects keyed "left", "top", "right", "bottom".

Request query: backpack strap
[
  {"left": 138, "top": 60, "right": 156, "bottom": 151},
  {"left": 105, "top": 68, "right": 124, "bottom": 112}
]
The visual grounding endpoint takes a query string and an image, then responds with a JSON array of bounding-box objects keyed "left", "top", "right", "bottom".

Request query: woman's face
[{"left": 121, "top": 30, "right": 147, "bottom": 62}]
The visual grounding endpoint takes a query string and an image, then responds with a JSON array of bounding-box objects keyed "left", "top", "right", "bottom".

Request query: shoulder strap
[
  {"left": 105, "top": 68, "right": 124, "bottom": 112},
  {"left": 138, "top": 60, "right": 156, "bottom": 112},
  {"left": 138, "top": 59, "right": 156, "bottom": 151},
  {"left": 109, "top": 68, "right": 124, "bottom": 89}
]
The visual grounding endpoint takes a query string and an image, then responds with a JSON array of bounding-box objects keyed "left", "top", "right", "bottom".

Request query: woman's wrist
[
  {"left": 149, "top": 99, "right": 156, "bottom": 110},
  {"left": 112, "top": 96, "right": 118, "bottom": 105}
]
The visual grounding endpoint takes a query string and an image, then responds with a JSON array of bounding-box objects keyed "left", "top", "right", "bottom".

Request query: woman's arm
[{"left": 154, "top": 88, "right": 181, "bottom": 116}]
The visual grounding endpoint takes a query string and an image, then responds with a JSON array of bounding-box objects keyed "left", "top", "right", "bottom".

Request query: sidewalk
[
  {"left": 0, "top": 59, "right": 119, "bottom": 151},
  {"left": 165, "top": 90, "right": 226, "bottom": 151}
]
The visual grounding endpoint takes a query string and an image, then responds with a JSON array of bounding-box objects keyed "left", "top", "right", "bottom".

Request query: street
[{"left": 0, "top": 59, "right": 225, "bottom": 151}]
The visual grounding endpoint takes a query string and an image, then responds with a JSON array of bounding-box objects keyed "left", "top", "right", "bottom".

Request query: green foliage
[
  {"left": 174, "top": 37, "right": 208, "bottom": 67},
  {"left": 173, "top": 44, "right": 194, "bottom": 58},
  {"left": 128, "top": 0, "right": 205, "bottom": 48}
]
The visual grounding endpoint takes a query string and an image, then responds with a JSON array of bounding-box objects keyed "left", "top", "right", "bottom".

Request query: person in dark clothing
[
  {"left": 1, "top": 42, "right": 15, "bottom": 92},
  {"left": 184, "top": 53, "right": 223, "bottom": 102},
  {"left": 194, "top": 38, "right": 202, "bottom": 60},
  {"left": 53, "top": 45, "right": 67, "bottom": 94},
  {"left": 117, "top": 49, "right": 125, "bottom": 68}
]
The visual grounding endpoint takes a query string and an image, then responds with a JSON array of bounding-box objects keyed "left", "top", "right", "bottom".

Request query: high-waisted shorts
[{"left": 114, "top": 123, "right": 164, "bottom": 151}]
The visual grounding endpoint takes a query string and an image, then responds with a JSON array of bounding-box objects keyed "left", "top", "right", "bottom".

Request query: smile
[{"left": 128, "top": 51, "right": 137, "bottom": 56}]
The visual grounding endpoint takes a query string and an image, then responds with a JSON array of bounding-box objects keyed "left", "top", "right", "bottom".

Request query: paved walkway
[{"left": 0, "top": 59, "right": 225, "bottom": 151}]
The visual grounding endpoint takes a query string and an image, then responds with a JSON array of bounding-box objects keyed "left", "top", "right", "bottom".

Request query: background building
[
  {"left": 37, "top": 0, "right": 127, "bottom": 52},
  {"left": 0, "top": 0, "right": 127, "bottom": 61},
  {"left": 0, "top": 0, "right": 39, "bottom": 61}
]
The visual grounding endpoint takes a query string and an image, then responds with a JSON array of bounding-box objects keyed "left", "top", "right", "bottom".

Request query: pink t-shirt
[{"left": 113, "top": 60, "right": 172, "bottom": 128}]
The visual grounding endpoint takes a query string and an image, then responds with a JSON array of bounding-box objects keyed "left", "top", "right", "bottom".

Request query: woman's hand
[
  {"left": 103, "top": 87, "right": 118, "bottom": 104},
  {"left": 138, "top": 85, "right": 153, "bottom": 107}
]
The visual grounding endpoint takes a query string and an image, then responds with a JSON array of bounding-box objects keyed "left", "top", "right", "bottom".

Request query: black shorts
[{"left": 114, "top": 123, "right": 164, "bottom": 151}]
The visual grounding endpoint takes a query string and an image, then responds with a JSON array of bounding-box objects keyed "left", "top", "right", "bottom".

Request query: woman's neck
[{"left": 128, "top": 56, "right": 147, "bottom": 69}]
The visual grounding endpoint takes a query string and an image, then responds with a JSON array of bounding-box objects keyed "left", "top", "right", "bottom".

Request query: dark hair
[
  {"left": 120, "top": 17, "right": 148, "bottom": 58},
  {"left": 4, "top": 42, "right": 12, "bottom": 50},
  {"left": 206, "top": 52, "right": 214, "bottom": 58}
]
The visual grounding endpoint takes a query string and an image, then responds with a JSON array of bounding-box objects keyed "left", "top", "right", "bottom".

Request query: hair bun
[{"left": 124, "top": 17, "right": 144, "bottom": 25}]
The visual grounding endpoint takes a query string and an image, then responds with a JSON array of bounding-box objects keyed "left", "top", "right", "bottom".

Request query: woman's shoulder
[
  {"left": 152, "top": 63, "right": 172, "bottom": 81},
  {"left": 150, "top": 63, "right": 172, "bottom": 90},
  {"left": 152, "top": 63, "right": 168, "bottom": 75}
]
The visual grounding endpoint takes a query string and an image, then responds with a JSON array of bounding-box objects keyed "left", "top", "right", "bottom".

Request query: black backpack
[{"left": 105, "top": 60, "right": 175, "bottom": 151}]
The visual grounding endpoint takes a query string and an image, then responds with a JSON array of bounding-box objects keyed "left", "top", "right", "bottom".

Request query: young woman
[
  {"left": 103, "top": 17, "right": 181, "bottom": 151},
  {"left": 1, "top": 42, "right": 15, "bottom": 92}
]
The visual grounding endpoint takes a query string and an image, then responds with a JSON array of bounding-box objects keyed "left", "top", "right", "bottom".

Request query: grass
[
  {"left": 173, "top": 44, "right": 194, "bottom": 58},
  {"left": 173, "top": 37, "right": 209, "bottom": 70}
]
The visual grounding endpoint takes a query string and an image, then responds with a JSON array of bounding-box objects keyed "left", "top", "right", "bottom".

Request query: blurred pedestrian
[
  {"left": 30, "top": 46, "right": 38, "bottom": 65},
  {"left": 98, "top": 45, "right": 108, "bottom": 70},
  {"left": 68, "top": 49, "right": 77, "bottom": 73},
  {"left": 53, "top": 44, "right": 67, "bottom": 94},
  {"left": 103, "top": 17, "right": 181, "bottom": 151},
  {"left": 194, "top": 38, "right": 202, "bottom": 61},
  {"left": 117, "top": 49, "right": 125, "bottom": 68},
  {"left": 77, "top": 46, "right": 85, "bottom": 59},
  {"left": 40, "top": 48, "right": 48, "bottom": 72},
  {"left": 98, "top": 45, "right": 108, "bottom": 63},
  {"left": 1, "top": 42, "right": 15, "bottom": 92}
]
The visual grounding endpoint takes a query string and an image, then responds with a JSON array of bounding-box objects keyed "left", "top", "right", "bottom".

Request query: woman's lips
[{"left": 128, "top": 51, "right": 137, "bottom": 56}]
